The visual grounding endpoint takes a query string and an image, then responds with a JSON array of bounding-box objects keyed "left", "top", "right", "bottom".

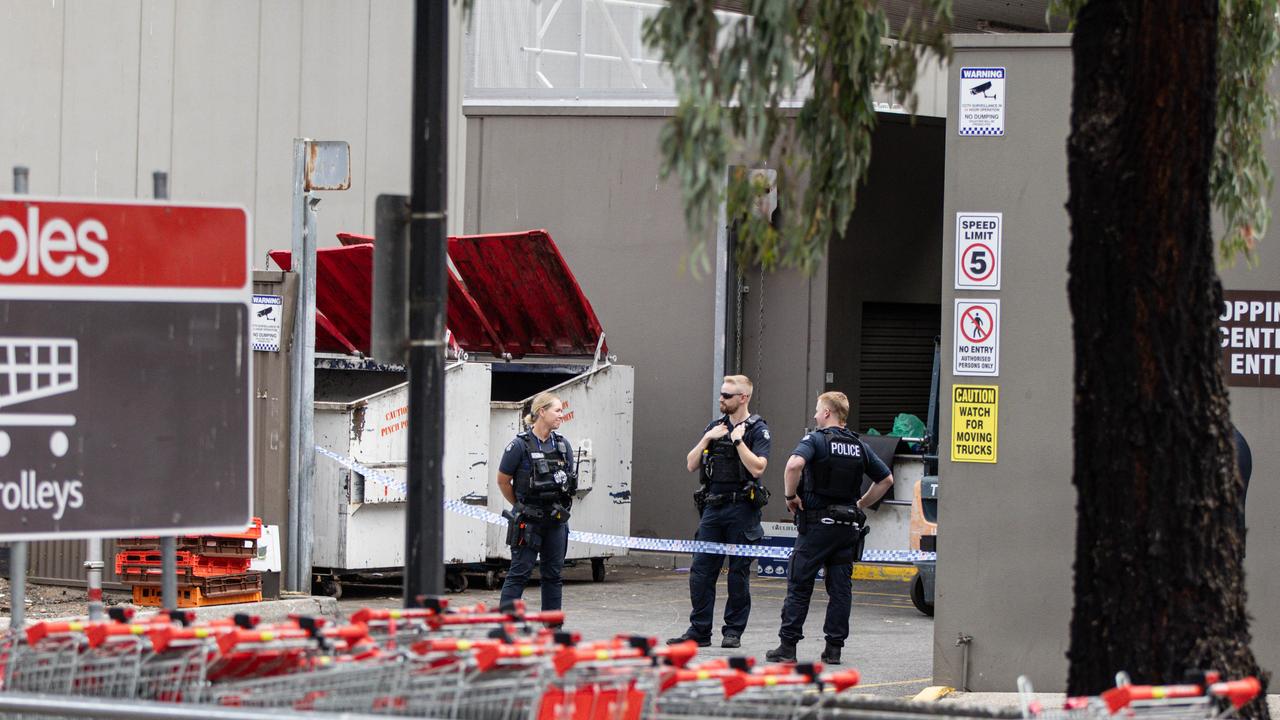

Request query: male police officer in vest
[
  {"left": 767, "top": 392, "right": 893, "bottom": 663},
  {"left": 667, "top": 375, "right": 771, "bottom": 649}
]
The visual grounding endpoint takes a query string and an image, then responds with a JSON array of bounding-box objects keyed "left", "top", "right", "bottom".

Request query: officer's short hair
[
  {"left": 818, "top": 391, "right": 849, "bottom": 424},
  {"left": 723, "top": 374, "right": 753, "bottom": 397}
]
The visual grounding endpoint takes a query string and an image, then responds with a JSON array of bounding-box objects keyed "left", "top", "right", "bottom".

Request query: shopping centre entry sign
[{"left": 0, "top": 197, "right": 251, "bottom": 538}]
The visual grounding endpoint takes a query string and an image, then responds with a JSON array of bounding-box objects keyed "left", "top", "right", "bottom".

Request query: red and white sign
[
  {"left": 0, "top": 197, "right": 249, "bottom": 299},
  {"left": 0, "top": 195, "right": 252, "bottom": 540},
  {"left": 955, "top": 212, "right": 1001, "bottom": 290},
  {"left": 954, "top": 298, "right": 1000, "bottom": 377}
]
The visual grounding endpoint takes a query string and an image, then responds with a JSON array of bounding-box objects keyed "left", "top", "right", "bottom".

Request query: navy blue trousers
[
  {"left": 500, "top": 520, "right": 569, "bottom": 611},
  {"left": 778, "top": 521, "right": 856, "bottom": 646},
  {"left": 684, "top": 501, "right": 759, "bottom": 640}
]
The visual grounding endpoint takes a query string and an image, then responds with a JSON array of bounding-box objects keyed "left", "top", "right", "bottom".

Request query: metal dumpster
[{"left": 273, "top": 230, "right": 633, "bottom": 595}]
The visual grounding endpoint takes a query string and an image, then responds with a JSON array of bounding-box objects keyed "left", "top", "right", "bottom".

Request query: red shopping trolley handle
[
  {"left": 822, "top": 669, "right": 862, "bottom": 693},
  {"left": 552, "top": 644, "right": 654, "bottom": 675},
  {"left": 349, "top": 607, "right": 439, "bottom": 624},
  {"left": 474, "top": 642, "right": 551, "bottom": 671},
  {"left": 524, "top": 610, "right": 566, "bottom": 626},
  {"left": 85, "top": 619, "right": 172, "bottom": 648},
  {"left": 1211, "top": 678, "right": 1262, "bottom": 709},
  {"left": 26, "top": 619, "right": 93, "bottom": 645},
  {"left": 654, "top": 640, "right": 699, "bottom": 668},
  {"left": 215, "top": 626, "right": 319, "bottom": 655},
  {"left": 1101, "top": 683, "right": 1205, "bottom": 713},
  {"left": 148, "top": 624, "right": 235, "bottom": 653},
  {"left": 722, "top": 671, "right": 817, "bottom": 698},
  {"left": 659, "top": 666, "right": 741, "bottom": 692}
]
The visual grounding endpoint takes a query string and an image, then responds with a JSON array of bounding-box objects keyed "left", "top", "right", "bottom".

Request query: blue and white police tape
[{"left": 314, "top": 445, "right": 936, "bottom": 563}]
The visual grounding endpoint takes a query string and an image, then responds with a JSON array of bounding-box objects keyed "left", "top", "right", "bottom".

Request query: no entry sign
[
  {"left": 954, "top": 298, "right": 1000, "bottom": 377},
  {"left": 955, "top": 212, "right": 1001, "bottom": 290},
  {"left": 0, "top": 197, "right": 251, "bottom": 539}
]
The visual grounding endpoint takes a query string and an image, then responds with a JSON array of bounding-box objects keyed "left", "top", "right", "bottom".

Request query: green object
[
  {"left": 891, "top": 413, "right": 927, "bottom": 439},
  {"left": 865, "top": 428, "right": 880, "bottom": 436}
]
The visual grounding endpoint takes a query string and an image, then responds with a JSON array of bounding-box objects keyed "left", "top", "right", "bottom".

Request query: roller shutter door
[{"left": 857, "top": 302, "right": 940, "bottom": 433}]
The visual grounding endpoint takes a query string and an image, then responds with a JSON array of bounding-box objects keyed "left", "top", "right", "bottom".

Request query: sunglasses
[{"left": 720, "top": 392, "right": 742, "bottom": 400}]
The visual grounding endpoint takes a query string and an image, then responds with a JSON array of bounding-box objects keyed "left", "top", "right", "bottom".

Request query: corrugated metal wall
[{"left": 29, "top": 271, "right": 297, "bottom": 589}]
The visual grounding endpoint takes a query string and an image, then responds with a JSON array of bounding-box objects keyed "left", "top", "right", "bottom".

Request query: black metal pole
[{"left": 404, "top": 0, "right": 448, "bottom": 603}]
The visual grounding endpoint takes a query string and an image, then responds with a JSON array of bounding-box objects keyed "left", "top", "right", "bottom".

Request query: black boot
[
  {"left": 820, "top": 642, "right": 841, "bottom": 664},
  {"left": 765, "top": 642, "right": 797, "bottom": 662}
]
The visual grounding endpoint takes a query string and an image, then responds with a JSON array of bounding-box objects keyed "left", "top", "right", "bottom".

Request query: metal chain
[
  {"left": 756, "top": 264, "right": 765, "bottom": 385},
  {"left": 734, "top": 266, "right": 745, "bottom": 374}
]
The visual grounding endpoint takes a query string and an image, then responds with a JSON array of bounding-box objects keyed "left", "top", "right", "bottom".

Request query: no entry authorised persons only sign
[
  {"left": 0, "top": 197, "right": 251, "bottom": 539},
  {"left": 954, "top": 298, "right": 1000, "bottom": 377}
]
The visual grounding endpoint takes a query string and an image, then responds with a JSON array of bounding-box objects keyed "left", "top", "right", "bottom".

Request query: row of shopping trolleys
[{"left": 0, "top": 597, "right": 1262, "bottom": 720}]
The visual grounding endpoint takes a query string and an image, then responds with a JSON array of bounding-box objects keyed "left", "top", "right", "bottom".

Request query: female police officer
[{"left": 496, "top": 392, "right": 576, "bottom": 612}]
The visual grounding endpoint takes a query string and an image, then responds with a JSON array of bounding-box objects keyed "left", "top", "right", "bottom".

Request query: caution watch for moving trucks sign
[
  {"left": 954, "top": 298, "right": 1000, "bottom": 377},
  {"left": 0, "top": 197, "right": 251, "bottom": 539},
  {"left": 952, "top": 384, "right": 998, "bottom": 463}
]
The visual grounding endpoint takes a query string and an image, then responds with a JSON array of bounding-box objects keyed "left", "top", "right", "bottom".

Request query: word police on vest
[
  {"left": 830, "top": 441, "right": 863, "bottom": 458},
  {"left": 0, "top": 471, "right": 84, "bottom": 520},
  {"left": 0, "top": 207, "right": 110, "bottom": 278}
]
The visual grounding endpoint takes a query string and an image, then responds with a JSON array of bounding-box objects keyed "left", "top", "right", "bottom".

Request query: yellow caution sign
[{"left": 951, "top": 384, "right": 998, "bottom": 463}]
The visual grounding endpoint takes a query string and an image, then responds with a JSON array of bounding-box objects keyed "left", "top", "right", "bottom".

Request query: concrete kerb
[{"left": 0, "top": 595, "right": 339, "bottom": 631}]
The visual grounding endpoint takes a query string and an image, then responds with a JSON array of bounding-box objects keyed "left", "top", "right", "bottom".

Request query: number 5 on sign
[{"left": 955, "top": 212, "right": 1002, "bottom": 290}]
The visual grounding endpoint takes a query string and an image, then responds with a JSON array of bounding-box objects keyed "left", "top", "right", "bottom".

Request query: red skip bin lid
[
  {"left": 269, "top": 229, "right": 606, "bottom": 359},
  {"left": 448, "top": 230, "right": 606, "bottom": 358}
]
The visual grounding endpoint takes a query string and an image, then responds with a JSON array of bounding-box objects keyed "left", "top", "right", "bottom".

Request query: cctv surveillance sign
[
  {"left": 959, "top": 67, "right": 1005, "bottom": 136},
  {"left": 0, "top": 197, "right": 251, "bottom": 539}
]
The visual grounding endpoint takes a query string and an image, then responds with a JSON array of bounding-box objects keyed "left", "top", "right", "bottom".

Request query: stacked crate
[{"left": 117, "top": 517, "right": 264, "bottom": 608}]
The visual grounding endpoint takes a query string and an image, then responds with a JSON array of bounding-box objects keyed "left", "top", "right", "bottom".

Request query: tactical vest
[
  {"left": 804, "top": 427, "right": 864, "bottom": 503},
  {"left": 514, "top": 432, "right": 574, "bottom": 504},
  {"left": 702, "top": 415, "right": 759, "bottom": 492}
]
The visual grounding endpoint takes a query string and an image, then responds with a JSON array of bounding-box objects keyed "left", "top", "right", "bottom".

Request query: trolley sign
[{"left": 0, "top": 196, "right": 251, "bottom": 539}]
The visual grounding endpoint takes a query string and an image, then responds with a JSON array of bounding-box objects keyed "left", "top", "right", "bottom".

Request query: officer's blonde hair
[
  {"left": 723, "top": 374, "right": 753, "bottom": 397},
  {"left": 818, "top": 391, "right": 850, "bottom": 424},
  {"left": 525, "top": 392, "right": 562, "bottom": 427}
]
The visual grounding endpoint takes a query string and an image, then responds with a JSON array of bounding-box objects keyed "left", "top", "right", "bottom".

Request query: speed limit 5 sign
[{"left": 955, "top": 212, "right": 1002, "bottom": 290}]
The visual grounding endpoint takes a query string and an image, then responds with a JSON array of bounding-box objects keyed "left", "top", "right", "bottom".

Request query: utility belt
[
  {"left": 797, "top": 504, "right": 865, "bottom": 532},
  {"left": 693, "top": 488, "right": 754, "bottom": 514},
  {"left": 504, "top": 501, "right": 570, "bottom": 551},
  {"left": 512, "top": 500, "right": 571, "bottom": 523}
]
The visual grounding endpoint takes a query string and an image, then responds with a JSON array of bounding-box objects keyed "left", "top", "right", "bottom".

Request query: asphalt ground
[{"left": 336, "top": 563, "right": 934, "bottom": 698}]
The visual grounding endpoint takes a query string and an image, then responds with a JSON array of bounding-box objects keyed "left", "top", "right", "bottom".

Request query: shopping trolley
[
  {"left": 0, "top": 337, "right": 77, "bottom": 458},
  {"left": 1019, "top": 672, "right": 1262, "bottom": 720}
]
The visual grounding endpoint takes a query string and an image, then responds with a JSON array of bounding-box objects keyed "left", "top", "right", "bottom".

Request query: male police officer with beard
[
  {"left": 667, "top": 375, "right": 770, "bottom": 649},
  {"left": 767, "top": 392, "right": 893, "bottom": 664}
]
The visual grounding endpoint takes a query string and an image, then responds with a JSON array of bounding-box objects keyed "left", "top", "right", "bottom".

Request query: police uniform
[
  {"left": 777, "top": 426, "right": 888, "bottom": 654},
  {"left": 497, "top": 429, "right": 576, "bottom": 611},
  {"left": 678, "top": 415, "right": 771, "bottom": 644}
]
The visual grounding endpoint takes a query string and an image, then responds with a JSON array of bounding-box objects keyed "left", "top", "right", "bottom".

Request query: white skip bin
[
  {"left": 291, "top": 229, "right": 634, "bottom": 594},
  {"left": 312, "top": 362, "right": 492, "bottom": 591},
  {"left": 486, "top": 363, "right": 634, "bottom": 578}
]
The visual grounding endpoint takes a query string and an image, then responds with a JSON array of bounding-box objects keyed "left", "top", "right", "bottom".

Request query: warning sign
[
  {"left": 954, "top": 298, "right": 1000, "bottom": 376},
  {"left": 955, "top": 212, "right": 1002, "bottom": 290},
  {"left": 959, "top": 67, "right": 1005, "bottom": 137},
  {"left": 952, "top": 384, "right": 998, "bottom": 463}
]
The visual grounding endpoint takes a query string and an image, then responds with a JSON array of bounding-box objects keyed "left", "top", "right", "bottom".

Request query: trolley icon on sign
[{"left": 0, "top": 338, "right": 77, "bottom": 459}]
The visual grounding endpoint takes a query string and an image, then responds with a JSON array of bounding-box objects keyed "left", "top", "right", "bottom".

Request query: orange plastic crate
[
  {"left": 114, "top": 550, "right": 251, "bottom": 576},
  {"left": 133, "top": 585, "right": 262, "bottom": 609}
]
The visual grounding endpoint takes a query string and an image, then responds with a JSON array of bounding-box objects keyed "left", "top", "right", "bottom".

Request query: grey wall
[
  {"left": 825, "top": 115, "right": 946, "bottom": 430},
  {"left": 0, "top": 0, "right": 469, "bottom": 262},
  {"left": 463, "top": 109, "right": 832, "bottom": 539},
  {"left": 935, "top": 35, "right": 1076, "bottom": 691},
  {"left": 936, "top": 34, "right": 1280, "bottom": 692},
  {"left": 463, "top": 107, "right": 946, "bottom": 540}
]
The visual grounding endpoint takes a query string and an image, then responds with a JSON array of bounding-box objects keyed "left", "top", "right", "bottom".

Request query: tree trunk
[{"left": 1066, "top": 1, "right": 1268, "bottom": 713}]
